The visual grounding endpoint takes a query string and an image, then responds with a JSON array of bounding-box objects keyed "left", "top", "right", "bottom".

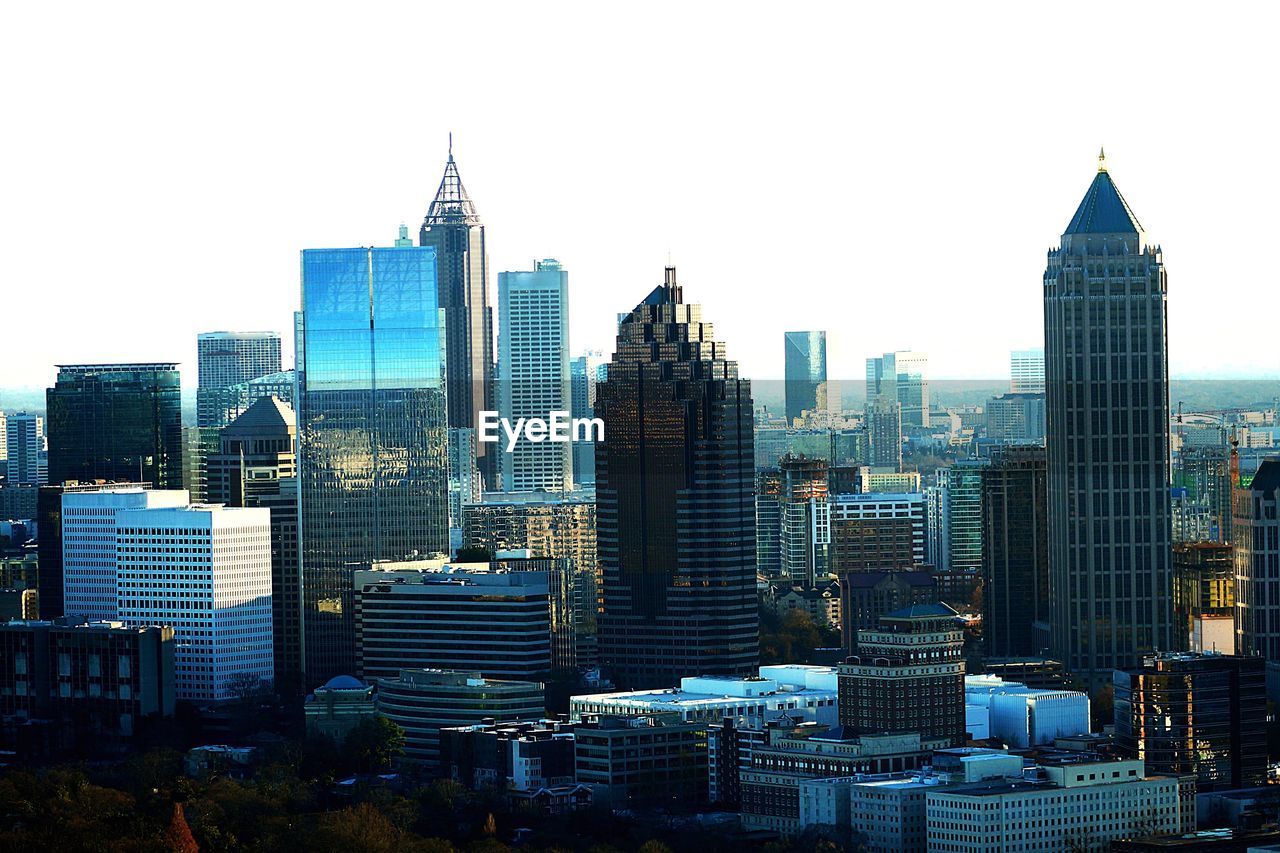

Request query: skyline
[{"left": 5, "top": 3, "right": 1280, "bottom": 390}]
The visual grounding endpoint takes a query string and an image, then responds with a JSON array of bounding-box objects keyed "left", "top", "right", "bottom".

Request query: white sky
[{"left": 3, "top": 2, "right": 1278, "bottom": 390}]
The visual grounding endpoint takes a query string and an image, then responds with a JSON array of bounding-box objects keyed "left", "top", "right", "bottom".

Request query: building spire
[
  {"left": 448, "top": 131, "right": 453, "bottom": 162},
  {"left": 1098, "top": 147, "right": 1107, "bottom": 172},
  {"left": 422, "top": 138, "right": 480, "bottom": 227}
]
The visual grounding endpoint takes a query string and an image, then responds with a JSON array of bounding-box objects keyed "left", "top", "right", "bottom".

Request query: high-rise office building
[
  {"left": 297, "top": 241, "right": 450, "bottom": 686},
  {"left": 46, "top": 364, "right": 183, "bottom": 488},
  {"left": 570, "top": 351, "right": 607, "bottom": 485},
  {"left": 1045, "top": 153, "right": 1172, "bottom": 682},
  {"left": 61, "top": 486, "right": 190, "bottom": 622},
  {"left": 1234, "top": 457, "right": 1280, "bottom": 659},
  {"left": 4, "top": 413, "right": 46, "bottom": 486},
  {"left": 866, "top": 397, "right": 903, "bottom": 470},
  {"left": 195, "top": 331, "right": 282, "bottom": 428},
  {"left": 419, "top": 144, "right": 494, "bottom": 482},
  {"left": 496, "top": 259, "right": 572, "bottom": 493},
  {"left": 838, "top": 603, "right": 965, "bottom": 746},
  {"left": 866, "top": 351, "right": 928, "bottom": 428},
  {"left": 596, "top": 268, "right": 758, "bottom": 688},
  {"left": 755, "top": 469, "right": 784, "bottom": 580},
  {"left": 1115, "top": 652, "right": 1266, "bottom": 792},
  {"left": 784, "top": 331, "right": 827, "bottom": 425},
  {"left": 985, "top": 392, "right": 1046, "bottom": 443},
  {"left": 1173, "top": 542, "right": 1234, "bottom": 654},
  {"left": 777, "top": 455, "right": 830, "bottom": 587},
  {"left": 982, "top": 445, "right": 1049, "bottom": 658},
  {"left": 207, "top": 396, "right": 302, "bottom": 694},
  {"left": 180, "top": 426, "right": 218, "bottom": 503},
  {"left": 1174, "top": 444, "right": 1233, "bottom": 544},
  {"left": 939, "top": 459, "right": 987, "bottom": 604},
  {"left": 1010, "top": 348, "right": 1046, "bottom": 394},
  {"left": 116, "top": 505, "right": 273, "bottom": 702},
  {"left": 447, "top": 428, "right": 481, "bottom": 533}
]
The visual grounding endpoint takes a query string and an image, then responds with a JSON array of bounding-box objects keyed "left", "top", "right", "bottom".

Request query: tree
[
  {"left": 165, "top": 803, "right": 200, "bottom": 853},
  {"left": 344, "top": 717, "right": 406, "bottom": 773},
  {"left": 1091, "top": 683, "right": 1115, "bottom": 730},
  {"left": 313, "top": 803, "right": 401, "bottom": 853},
  {"left": 455, "top": 546, "right": 493, "bottom": 563}
]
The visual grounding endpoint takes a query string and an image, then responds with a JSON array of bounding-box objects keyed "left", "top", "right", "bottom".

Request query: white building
[
  {"left": 62, "top": 486, "right": 190, "bottom": 621},
  {"left": 4, "top": 413, "right": 46, "bottom": 486},
  {"left": 1010, "top": 348, "right": 1046, "bottom": 394},
  {"left": 116, "top": 504, "right": 272, "bottom": 702},
  {"left": 570, "top": 665, "right": 839, "bottom": 726},
  {"left": 926, "top": 758, "right": 1191, "bottom": 852},
  {"left": 964, "top": 675, "right": 1090, "bottom": 747},
  {"left": 496, "top": 259, "right": 572, "bottom": 493}
]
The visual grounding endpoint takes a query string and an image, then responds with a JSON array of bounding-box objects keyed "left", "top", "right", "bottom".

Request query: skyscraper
[
  {"left": 496, "top": 259, "right": 572, "bottom": 493},
  {"left": 777, "top": 454, "right": 830, "bottom": 587},
  {"left": 1010, "top": 348, "right": 1046, "bottom": 394},
  {"left": 939, "top": 459, "right": 987, "bottom": 604},
  {"left": 1234, "top": 457, "right": 1280, "bottom": 659},
  {"left": 46, "top": 363, "right": 183, "bottom": 488},
  {"left": 784, "top": 331, "right": 827, "bottom": 425},
  {"left": 4, "top": 413, "right": 46, "bottom": 485},
  {"left": 982, "top": 445, "right": 1049, "bottom": 658},
  {"left": 866, "top": 397, "right": 903, "bottom": 470},
  {"left": 570, "top": 351, "right": 607, "bottom": 485},
  {"left": 596, "top": 267, "right": 758, "bottom": 688},
  {"left": 866, "top": 351, "right": 928, "bottom": 428},
  {"left": 1045, "top": 152, "right": 1173, "bottom": 682},
  {"left": 196, "top": 331, "right": 283, "bottom": 428},
  {"left": 419, "top": 144, "right": 494, "bottom": 483},
  {"left": 297, "top": 240, "right": 449, "bottom": 686}
]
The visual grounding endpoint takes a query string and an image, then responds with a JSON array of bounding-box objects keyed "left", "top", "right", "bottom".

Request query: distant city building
[
  {"left": 839, "top": 603, "right": 966, "bottom": 746},
  {"left": 925, "top": 756, "right": 1191, "bottom": 851},
  {"left": 61, "top": 486, "right": 190, "bottom": 622},
  {"left": 982, "top": 445, "right": 1049, "bottom": 658},
  {"left": 853, "top": 467, "right": 922, "bottom": 494},
  {"left": 777, "top": 455, "right": 830, "bottom": 586},
  {"left": 180, "top": 426, "right": 217, "bottom": 503},
  {"left": 755, "top": 469, "right": 784, "bottom": 580},
  {"left": 195, "top": 331, "right": 282, "bottom": 428},
  {"left": 0, "top": 618, "right": 175, "bottom": 750},
  {"left": 419, "top": 145, "right": 495, "bottom": 482},
  {"left": 925, "top": 480, "right": 950, "bottom": 573},
  {"left": 866, "top": 397, "right": 903, "bottom": 469},
  {"left": 1045, "top": 154, "right": 1173, "bottom": 682},
  {"left": 596, "top": 268, "right": 758, "bottom": 688},
  {"left": 570, "top": 351, "right": 607, "bottom": 485},
  {"left": 447, "top": 428, "right": 481, "bottom": 533},
  {"left": 1233, "top": 457, "right": 1280, "bottom": 659},
  {"left": 205, "top": 369, "right": 297, "bottom": 430},
  {"left": 354, "top": 560, "right": 553, "bottom": 682},
  {"left": 1173, "top": 444, "right": 1233, "bottom": 543},
  {"left": 784, "top": 331, "right": 827, "bottom": 425},
  {"left": 297, "top": 241, "right": 450, "bottom": 686},
  {"left": 116, "top": 504, "right": 273, "bottom": 702},
  {"left": 1173, "top": 541, "right": 1234, "bottom": 654},
  {"left": 46, "top": 363, "right": 183, "bottom": 489},
  {"left": 496, "top": 259, "right": 572, "bottom": 493},
  {"left": 985, "top": 392, "right": 1046, "bottom": 443},
  {"left": 4, "top": 413, "right": 46, "bottom": 486},
  {"left": 866, "top": 351, "right": 928, "bottom": 428},
  {"left": 1115, "top": 652, "right": 1266, "bottom": 792},
  {"left": 964, "top": 674, "right": 1090, "bottom": 747},
  {"left": 764, "top": 581, "right": 842, "bottom": 629},
  {"left": 206, "top": 396, "right": 302, "bottom": 694},
  {"left": 304, "top": 675, "right": 376, "bottom": 742},
  {"left": 574, "top": 712, "right": 707, "bottom": 806},
  {"left": 440, "top": 718, "right": 579, "bottom": 794},
  {"left": 1009, "top": 347, "right": 1045, "bottom": 394},
  {"left": 373, "top": 669, "right": 544, "bottom": 769}
]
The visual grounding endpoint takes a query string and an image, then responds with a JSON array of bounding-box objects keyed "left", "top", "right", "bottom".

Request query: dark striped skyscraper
[
  {"left": 419, "top": 143, "right": 495, "bottom": 483},
  {"left": 1045, "top": 152, "right": 1172, "bottom": 683},
  {"left": 296, "top": 239, "right": 449, "bottom": 686},
  {"left": 596, "top": 267, "right": 758, "bottom": 689}
]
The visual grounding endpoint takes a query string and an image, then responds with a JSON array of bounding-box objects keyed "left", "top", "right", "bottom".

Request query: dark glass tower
[
  {"left": 982, "top": 444, "right": 1049, "bottom": 658},
  {"left": 1045, "top": 152, "right": 1172, "bottom": 683},
  {"left": 596, "top": 267, "right": 758, "bottom": 689},
  {"left": 45, "top": 363, "right": 183, "bottom": 488},
  {"left": 419, "top": 145, "right": 494, "bottom": 483},
  {"left": 297, "top": 244, "right": 449, "bottom": 687},
  {"left": 783, "top": 330, "right": 826, "bottom": 424}
]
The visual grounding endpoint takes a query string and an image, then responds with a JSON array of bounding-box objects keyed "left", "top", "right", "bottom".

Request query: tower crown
[
  {"left": 1063, "top": 159, "right": 1143, "bottom": 237},
  {"left": 422, "top": 142, "right": 480, "bottom": 227}
]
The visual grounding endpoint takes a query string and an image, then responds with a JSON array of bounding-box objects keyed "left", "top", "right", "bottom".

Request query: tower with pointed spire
[
  {"left": 1044, "top": 154, "right": 1172, "bottom": 685},
  {"left": 420, "top": 141, "right": 495, "bottom": 482}
]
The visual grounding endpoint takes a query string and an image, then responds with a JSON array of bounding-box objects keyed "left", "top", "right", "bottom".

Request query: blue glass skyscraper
[
  {"left": 297, "top": 242, "right": 449, "bottom": 686},
  {"left": 783, "top": 331, "right": 826, "bottom": 424}
]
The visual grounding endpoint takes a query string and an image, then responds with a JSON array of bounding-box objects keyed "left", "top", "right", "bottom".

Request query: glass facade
[
  {"left": 783, "top": 330, "right": 826, "bottom": 424},
  {"left": 596, "top": 267, "right": 758, "bottom": 689},
  {"left": 45, "top": 363, "right": 183, "bottom": 489},
  {"left": 297, "top": 246, "right": 449, "bottom": 687},
  {"left": 195, "top": 331, "right": 283, "bottom": 428}
]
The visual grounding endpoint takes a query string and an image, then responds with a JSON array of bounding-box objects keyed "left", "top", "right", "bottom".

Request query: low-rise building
[
  {"left": 440, "top": 718, "right": 577, "bottom": 791},
  {"left": 926, "top": 756, "right": 1194, "bottom": 852},
  {"left": 573, "top": 712, "right": 707, "bottom": 806},
  {"left": 963, "top": 674, "right": 1090, "bottom": 747},
  {"left": 304, "top": 675, "right": 377, "bottom": 742}
]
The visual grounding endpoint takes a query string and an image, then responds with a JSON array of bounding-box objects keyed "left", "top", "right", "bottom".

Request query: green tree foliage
[
  {"left": 344, "top": 717, "right": 407, "bottom": 773},
  {"left": 759, "top": 607, "right": 839, "bottom": 664}
]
